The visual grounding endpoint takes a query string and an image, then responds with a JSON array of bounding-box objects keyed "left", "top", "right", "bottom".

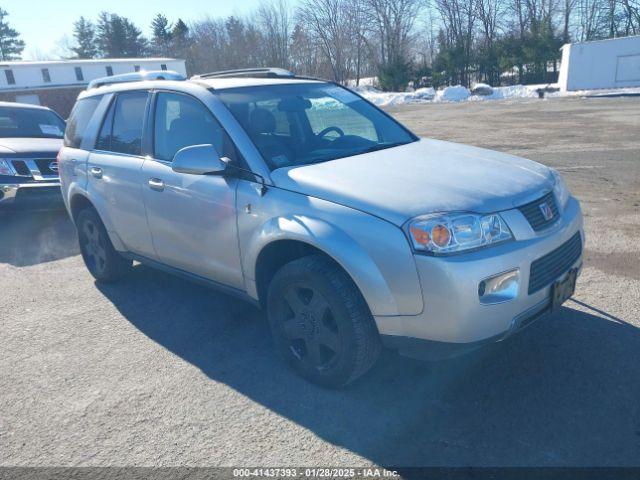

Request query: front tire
[
  {"left": 267, "top": 254, "right": 381, "bottom": 388},
  {"left": 76, "top": 208, "right": 132, "bottom": 283}
]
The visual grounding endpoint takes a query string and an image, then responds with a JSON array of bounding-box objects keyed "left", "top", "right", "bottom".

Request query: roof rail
[
  {"left": 87, "top": 70, "right": 186, "bottom": 89},
  {"left": 192, "top": 68, "right": 295, "bottom": 80}
]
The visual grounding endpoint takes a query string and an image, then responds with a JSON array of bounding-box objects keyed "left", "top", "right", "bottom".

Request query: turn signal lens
[{"left": 410, "top": 225, "right": 430, "bottom": 246}]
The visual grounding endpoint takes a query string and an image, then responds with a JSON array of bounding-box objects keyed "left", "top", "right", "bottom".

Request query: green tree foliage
[
  {"left": 96, "top": 12, "right": 147, "bottom": 58},
  {"left": 378, "top": 58, "right": 414, "bottom": 91},
  {"left": 151, "top": 13, "right": 172, "bottom": 56},
  {"left": 0, "top": 7, "right": 25, "bottom": 61},
  {"left": 172, "top": 19, "right": 189, "bottom": 41},
  {"left": 72, "top": 16, "right": 97, "bottom": 59}
]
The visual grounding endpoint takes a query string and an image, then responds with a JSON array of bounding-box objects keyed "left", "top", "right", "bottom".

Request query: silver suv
[{"left": 59, "top": 68, "right": 584, "bottom": 387}]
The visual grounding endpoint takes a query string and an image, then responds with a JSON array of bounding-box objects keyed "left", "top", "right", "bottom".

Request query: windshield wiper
[{"left": 358, "top": 142, "right": 407, "bottom": 155}]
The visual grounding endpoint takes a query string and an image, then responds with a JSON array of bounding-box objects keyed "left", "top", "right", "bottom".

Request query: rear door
[
  {"left": 87, "top": 91, "right": 156, "bottom": 258},
  {"left": 140, "top": 91, "right": 243, "bottom": 289}
]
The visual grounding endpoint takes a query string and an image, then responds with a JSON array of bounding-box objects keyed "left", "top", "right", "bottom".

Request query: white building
[
  {"left": 558, "top": 35, "right": 640, "bottom": 91},
  {"left": 0, "top": 58, "right": 187, "bottom": 116}
]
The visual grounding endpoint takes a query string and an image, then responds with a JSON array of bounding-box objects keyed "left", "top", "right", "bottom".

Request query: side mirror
[{"left": 171, "top": 144, "right": 227, "bottom": 175}]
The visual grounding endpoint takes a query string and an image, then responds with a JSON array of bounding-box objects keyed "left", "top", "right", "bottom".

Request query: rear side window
[
  {"left": 106, "top": 92, "right": 148, "bottom": 156},
  {"left": 64, "top": 96, "right": 102, "bottom": 148}
]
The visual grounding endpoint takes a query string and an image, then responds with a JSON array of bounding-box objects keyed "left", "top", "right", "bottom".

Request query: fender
[{"left": 242, "top": 214, "right": 423, "bottom": 317}]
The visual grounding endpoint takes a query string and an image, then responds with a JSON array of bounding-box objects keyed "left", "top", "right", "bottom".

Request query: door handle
[
  {"left": 89, "top": 166, "right": 103, "bottom": 179},
  {"left": 148, "top": 178, "right": 165, "bottom": 191}
]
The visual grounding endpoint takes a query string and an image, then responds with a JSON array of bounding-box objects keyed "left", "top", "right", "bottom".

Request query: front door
[{"left": 141, "top": 91, "right": 244, "bottom": 289}]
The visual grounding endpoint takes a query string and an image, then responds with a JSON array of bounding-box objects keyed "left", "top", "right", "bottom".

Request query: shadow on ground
[
  {"left": 0, "top": 210, "right": 78, "bottom": 266},
  {"left": 97, "top": 264, "right": 640, "bottom": 467}
]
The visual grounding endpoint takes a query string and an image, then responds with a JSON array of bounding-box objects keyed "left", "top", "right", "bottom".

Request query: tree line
[{"left": 1, "top": 0, "right": 639, "bottom": 90}]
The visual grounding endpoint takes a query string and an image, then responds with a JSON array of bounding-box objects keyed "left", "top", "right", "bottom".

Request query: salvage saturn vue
[{"left": 58, "top": 68, "right": 584, "bottom": 387}]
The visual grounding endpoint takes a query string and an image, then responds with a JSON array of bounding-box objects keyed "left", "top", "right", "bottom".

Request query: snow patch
[
  {"left": 351, "top": 82, "right": 640, "bottom": 107},
  {"left": 436, "top": 85, "right": 471, "bottom": 102}
]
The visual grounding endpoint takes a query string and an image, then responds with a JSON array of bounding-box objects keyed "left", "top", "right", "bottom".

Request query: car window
[
  {"left": 95, "top": 98, "right": 115, "bottom": 151},
  {"left": 306, "top": 97, "right": 377, "bottom": 141},
  {"left": 64, "top": 96, "right": 102, "bottom": 148},
  {"left": 153, "top": 92, "right": 236, "bottom": 162},
  {"left": 253, "top": 100, "right": 291, "bottom": 136},
  {"left": 0, "top": 107, "right": 65, "bottom": 140},
  {"left": 110, "top": 91, "right": 148, "bottom": 156},
  {"left": 217, "top": 83, "right": 415, "bottom": 170}
]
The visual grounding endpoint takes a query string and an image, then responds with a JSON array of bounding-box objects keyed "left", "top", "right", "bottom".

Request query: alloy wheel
[
  {"left": 81, "top": 220, "right": 107, "bottom": 276},
  {"left": 280, "top": 284, "right": 342, "bottom": 370}
]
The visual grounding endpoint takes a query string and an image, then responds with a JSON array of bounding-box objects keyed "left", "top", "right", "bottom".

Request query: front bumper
[
  {"left": 376, "top": 196, "right": 584, "bottom": 357},
  {"left": 0, "top": 182, "right": 64, "bottom": 211}
]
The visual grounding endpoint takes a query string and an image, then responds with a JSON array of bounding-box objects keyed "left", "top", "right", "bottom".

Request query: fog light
[{"left": 479, "top": 269, "right": 519, "bottom": 304}]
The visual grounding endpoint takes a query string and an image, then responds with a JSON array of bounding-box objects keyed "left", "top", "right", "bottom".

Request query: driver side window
[{"left": 153, "top": 92, "right": 237, "bottom": 163}]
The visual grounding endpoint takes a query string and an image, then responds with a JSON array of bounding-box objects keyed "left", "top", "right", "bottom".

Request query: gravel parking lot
[{"left": 1, "top": 96, "right": 639, "bottom": 467}]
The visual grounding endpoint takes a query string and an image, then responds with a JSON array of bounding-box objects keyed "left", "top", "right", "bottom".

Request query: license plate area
[{"left": 551, "top": 268, "right": 578, "bottom": 310}]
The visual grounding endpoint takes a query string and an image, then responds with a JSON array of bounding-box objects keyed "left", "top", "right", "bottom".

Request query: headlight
[
  {"left": 407, "top": 212, "right": 513, "bottom": 255},
  {"left": 0, "top": 159, "right": 16, "bottom": 176},
  {"left": 551, "top": 168, "right": 570, "bottom": 211}
]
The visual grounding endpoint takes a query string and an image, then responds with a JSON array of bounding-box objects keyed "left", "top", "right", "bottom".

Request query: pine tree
[
  {"left": 0, "top": 8, "right": 25, "bottom": 61},
  {"left": 172, "top": 19, "right": 189, "bottom": 41},
  {"left": 72, "top": 17, "right": 97, "bottom": 58},
  {"left": 96, "top": 12, "right": 147, "bottom": 58},
  {"left": 151, "top": 13, "right": 172, "bottom": 56},
  {"left": 121, "top": 17, "right": 147, "bottom": 56}
]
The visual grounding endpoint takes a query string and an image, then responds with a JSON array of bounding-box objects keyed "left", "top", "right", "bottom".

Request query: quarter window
[
  {"left": 105, "top": 66, "right": 113, "bottom": 76},
  {"left": 75, "top": 67, "right": 84, "bottom": 81},
  {"left": 41, "top": 68, "right": 51, "bottom": 83},
  {"left": 153, "top": 92, "right": 236, "bottom": 162},
  {"left": 64, "top": 95, "right": 102, "bottom": 148},
  {"left": 95, "top": 99, "right": 115, "bottom": 151}
]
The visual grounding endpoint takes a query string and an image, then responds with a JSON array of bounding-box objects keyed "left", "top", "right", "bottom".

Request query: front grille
[
  {"left": 34, "top": 158, "right": 58, "bottom": 176},
  {"left": 518, "top": 191, "right": 559, "bottom": 231},
  {"left": 11, "top": 160, "right": 30, "bottom": 176},
  {"left": 528, "top": 232, "right": 582, "bottom": 294}
]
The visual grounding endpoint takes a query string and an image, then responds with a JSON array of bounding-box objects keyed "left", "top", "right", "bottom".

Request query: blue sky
[{"left": 6, "top": 0, "right": 270, "bottom": 59}]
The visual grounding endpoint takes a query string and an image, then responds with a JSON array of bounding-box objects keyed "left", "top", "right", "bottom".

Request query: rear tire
[
  {"left": 267, "top": 254, "right": 381, "bottom": 388},
  {"left": 76, "top": 208, "right": 131, "bottom": 283}
]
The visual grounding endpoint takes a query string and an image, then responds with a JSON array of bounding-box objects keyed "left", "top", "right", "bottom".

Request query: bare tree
[
  {"left": 257, "top": 0, "right": 291, "bottom": 68},
  {"left": 434, "top": 0, "right": 477, "bottom": 85},
  {"left": 297, "top": 0, "right": 353, "bottom": 83},
  {"left": 363, "top": 0, "right": 423, "bottom": 89}
]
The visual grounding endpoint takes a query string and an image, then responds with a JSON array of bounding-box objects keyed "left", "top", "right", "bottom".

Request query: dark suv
[{"left": 0, "top": 101, "right": 66, "bottom": 210}]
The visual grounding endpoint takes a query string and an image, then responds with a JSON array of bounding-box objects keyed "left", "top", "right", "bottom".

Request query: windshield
[
  {"left": 0, "top": 107, "right": 65, "bottom": 139},
  {"left": 216, "top": 83, "right": 416, "bottom": 170}
]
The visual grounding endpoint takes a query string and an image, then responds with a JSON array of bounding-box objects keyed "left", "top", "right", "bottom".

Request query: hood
[
  {"left": 0, "top": 137, "right": 63, "bottom": 156},
  {"left": 271, "top": 138, "right": 554, "bottom": 226}
]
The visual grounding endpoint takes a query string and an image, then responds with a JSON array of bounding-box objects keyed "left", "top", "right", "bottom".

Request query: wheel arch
[
  {"left": 246, "top": 215, "right": 400, "bottom": 316},
  {"left": 69, "top": 193, "right": 94, "bottom": 223},
  {"left": 68, "top": 192, "right": 126, "bottom": 251}
]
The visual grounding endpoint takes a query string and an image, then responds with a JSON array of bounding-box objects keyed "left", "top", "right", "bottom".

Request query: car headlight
[
  {"left": 0, "top": 159, "right": 16, "bottom": 176},
  {"left": 551, "top": 168, "right": 570, "bottom": 211},
  {"left": 406, "top": 212, "right": 513, "bottom": 255}
]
